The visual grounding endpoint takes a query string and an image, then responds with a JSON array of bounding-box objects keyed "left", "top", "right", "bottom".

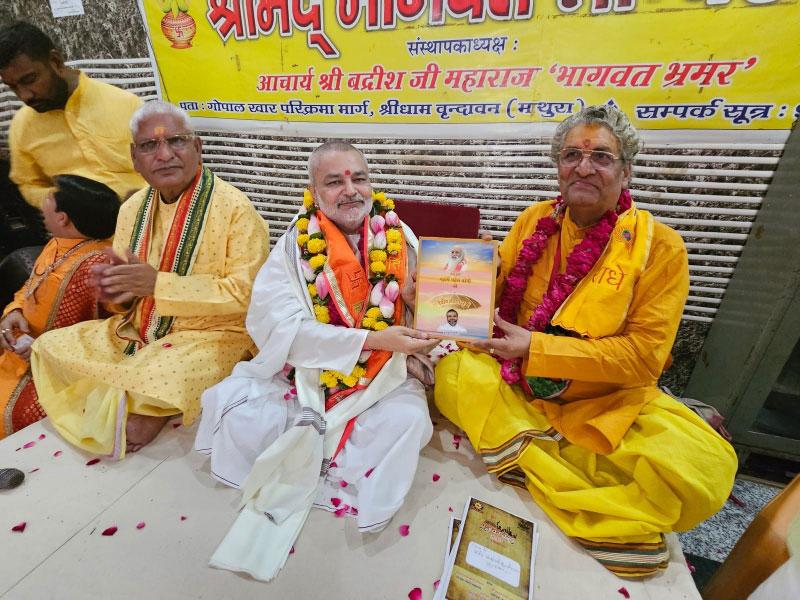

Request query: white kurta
[{"left": 195, "top": 222, "right": 432, "bottom": 580}]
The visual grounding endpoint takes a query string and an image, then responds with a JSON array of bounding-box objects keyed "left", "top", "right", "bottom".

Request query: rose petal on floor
[
  {"left": 399, "top": 524, "right": 410, "bottom": 536},
  {"left": 452, "top": 434, "right": 462, "bottom": 449},
  {"left": 433, "top": 579, "right": 440, "bottom": 591},
  {"left": 28, "top": 468, "right": 39, "bottom": 473},
  {"left": 432, "top": 473, "right": 440, "bottom": 482},
  {"left": 364, "top": 467, "right": 374, "bottom": 478},
  {"left": 289, "top": 545, "right": 295, "bottom": 555},
  {"left": 330, "top": 461, "right": 337, "bottom": 468},
  {"left": 53, "top": 450, "right": 63, "bottom": 457},
  {"left": 22, "top": 441, "right": 35, "bottom": 449},
  {"left": 331, "top": 497, "right": 341, "bottom": 507},
  {"left": 408, "top": 587, "right": 422, "bottom": 600},
  {"left": 101, "top": 526, "right": 118, "bottom": 536},
  {"left": 448, "top": 506, "right": 453, "bottom": 512},
  {"left": 180, "top": 516, "right": 187, "bottom": 521},
  {"left": 339, "top": 480, "right": 348, "bottom": 488},
  {"left": 38, "top": 434, "right": 46, "bottom": 440},
  {"left": 334, "top": 507, "right": 347, "bottom": 518},
  {"left": 85, "top": 458, "right": 100, "bottom": 466},
  {"left": 617, "top": 587, "right": 630, "bottom": 598},
  {"left": 136, "top": 522, "right": 146, "bottom": 530},
  {"left": 11, "top": 522, "right": 26, "bottom": 533}
]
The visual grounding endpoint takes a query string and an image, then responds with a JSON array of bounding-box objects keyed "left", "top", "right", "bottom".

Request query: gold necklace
[{"left": 24, "top": 239, "right": 96, "bottom": 301}]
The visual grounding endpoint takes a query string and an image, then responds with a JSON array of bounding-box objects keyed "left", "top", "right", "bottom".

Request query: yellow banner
[{"left": 139, "top": 0, "right": 800, "bottom": 134}]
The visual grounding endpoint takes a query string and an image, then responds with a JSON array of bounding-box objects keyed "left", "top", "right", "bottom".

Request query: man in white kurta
[{"left": 195, "top": 142, "right": 436, "bottom": 581}]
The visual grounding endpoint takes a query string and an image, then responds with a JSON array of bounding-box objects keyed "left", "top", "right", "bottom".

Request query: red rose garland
[{"left": 497, "top": 190, "right": 632, "bottom": 385}]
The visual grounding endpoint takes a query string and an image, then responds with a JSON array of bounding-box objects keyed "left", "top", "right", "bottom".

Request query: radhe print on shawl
[{"left": 414, "top": 237, "right": 497, "bottom": 341}]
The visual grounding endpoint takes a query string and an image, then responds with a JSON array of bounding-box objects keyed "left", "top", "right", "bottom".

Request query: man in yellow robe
[
  {"left": 1, "top": 175, "right": 119, "bottom": 439},
  {"left": 31, "top": 100, "right": 269, "bottom": 457},
  {"left": 435, "top": 105, "right": 737, "bottom": 577},
  {"left": 0, "top": 21, "right": 144, "bottom": 208}
]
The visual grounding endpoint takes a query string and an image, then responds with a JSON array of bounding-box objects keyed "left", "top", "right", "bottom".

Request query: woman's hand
[
  {"left": 0, "top": 310, "right": 29, "bottom": 353},
  {"left": 473, "top": 310, "right": 531, "bottom": 360}
]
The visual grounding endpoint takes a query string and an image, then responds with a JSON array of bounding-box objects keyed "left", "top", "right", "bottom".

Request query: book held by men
[{"left": 413, "top": 237, "right": 497, "bottom": 342}]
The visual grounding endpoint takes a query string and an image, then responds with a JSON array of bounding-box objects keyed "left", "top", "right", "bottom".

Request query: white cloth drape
[{"left": 195, "top": 223, "right": 432, "bottom": 581}]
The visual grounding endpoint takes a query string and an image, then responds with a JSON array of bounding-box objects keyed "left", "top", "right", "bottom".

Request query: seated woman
[
  {"left": 434, "top": 105, "right": 737, "bottom": 577},
  {"left": 0, "top": 174, "right": 119, "bottom": 438}
]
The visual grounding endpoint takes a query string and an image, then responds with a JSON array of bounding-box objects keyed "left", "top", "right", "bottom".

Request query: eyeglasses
[
  {"left": 559, "top": 148, "right": 621, "bottom": 169},
  {"left": 134, "top": 133, "right": 195, "bottom": 155}
]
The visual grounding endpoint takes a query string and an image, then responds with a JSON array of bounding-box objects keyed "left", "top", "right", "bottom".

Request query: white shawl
[{"left": 199, "top": 221, "right": 417, "bottom": 581}]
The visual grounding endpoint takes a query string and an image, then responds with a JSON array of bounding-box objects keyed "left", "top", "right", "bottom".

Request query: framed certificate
[
  {"left": 413, "top": 237, "right": 498, "bottom": 341},
  {"left": 436, "top": 498, "right": 539, "bottom": 600}
]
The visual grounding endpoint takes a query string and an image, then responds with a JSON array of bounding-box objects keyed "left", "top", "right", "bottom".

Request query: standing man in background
[{"left": 0, "top": 21, "right": 144, "bottom": 208}]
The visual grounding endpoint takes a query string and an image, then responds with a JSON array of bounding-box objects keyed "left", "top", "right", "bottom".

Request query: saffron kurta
[
  {"left": 9, "top": 73, "right": 145, "bottom": 208},
  {"left": 1, "top": 237, "right": 109, "bottom": 439},
  {"left": 435, "top": 199, "right": 737, "bottom": 577},
  {"left": 31, "top": 175, "right": 269, "bottom": 458}
]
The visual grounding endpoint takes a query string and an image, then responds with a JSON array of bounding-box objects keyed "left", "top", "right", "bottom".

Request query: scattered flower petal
[
  {"left": 434, "top": 580, "right": 441, "bottom": 591},
  {"left": 329, "top": 461, "right": 337, "bottom": 468},
  {"left": 85, "top": 458, "right": 100, "bottom": 466},
  {"left": 171, "top": 423, "right": 180, "bottom": 428},
  {"left": 136, "top": 522, "right": 146, "bottom": 530},
  {"left": 452, "top": 434, "right": 462, "bottom": 450},
  {"left": 350, "top": 507, "right": 358, "bottom": 515},
  {"left": 617, "top": 587, "right": 630, "bottom": 599},
  {"left": 399, "top": 524, "right": 410, "bottom": 537},
  {"left": 38, "top": 434, "right": 46, "bottom": 440},
  {"left": 448, "top": 506, "right": 453, "bottom": 512},
  {"left": 15, "top": 447, "right": 20, "bottom": 451},
  {"left": 29, "top": 468, "right": 39, "bottom": 473},
  {"left": 685, "top": 558, "right": 696, "bottom": 574},
  {"left": 432, "top": 473, "right": 440, "bottom": 482},
  {"left": 101, "top": 526, "right": 118, "bottom": 536},
  {"left": 408, "top": 587, "right": 422, "bottom": 600},
  {"left": 22, "top": 441, "right": 35, "bottom": 449},
  {"left": 53, "top": 450, "right": 63, "bottom": 457},
  {"left": 364, "top": 467, "right": 375, "bottom": 478},
  {"left": 162, "top": 343, "right": 173, "bottom": 348},
  {"left": 331, "top": 498, "right": 341, "bottom": 507},
  {"left": 180, "top": 516, "right": 187, "bottom": 521},
  {"left": 334, "top": 507, "right": 347, "bottom": 518},
  {"left": 289, "top": 545, "right": 295, "bottom": 555},
  {"left": 11, "top": 522, "right": 26, "bottom": 532},
  {"left": 339, "top": 480, "right": 348, "bottom": 488}
]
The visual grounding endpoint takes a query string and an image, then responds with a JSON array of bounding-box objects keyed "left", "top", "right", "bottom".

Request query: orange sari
[{"left": 0, "top": 237, "right": 109, "bottom": 438}]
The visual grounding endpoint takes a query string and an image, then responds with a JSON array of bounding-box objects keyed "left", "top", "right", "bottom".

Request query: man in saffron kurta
[
  {"left": 31, "top": 101, "right": 269, "bottom": 457},
  {"left": 0, "top": 22, "right": 144, "bottom": 208},
  {"left": 435, "top": 105, "right": 737, "bottom": 577},
  {"left": 195, "top": 142, "right": 436, "bottom": 581},
  {"left": 1, "top": 175, "right": 119, "bottom": 438}
]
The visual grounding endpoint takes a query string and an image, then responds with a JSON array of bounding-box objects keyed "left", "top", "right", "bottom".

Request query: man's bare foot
[{"left": 125, "top": 414, "right": 171, "bottom": 454}]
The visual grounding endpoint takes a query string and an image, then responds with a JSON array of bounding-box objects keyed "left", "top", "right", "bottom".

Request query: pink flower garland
[{"left": 497, "top": 190, "right": 633, "bottom": 386}]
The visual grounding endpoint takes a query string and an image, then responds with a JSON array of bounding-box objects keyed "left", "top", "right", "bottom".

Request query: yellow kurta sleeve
[
  {"left": 154, "top": 201, "right": 270, "bottom": 317},
  {"left": 526, "top": 222, "right": 689, "bottom": 386},
  {"left": 8, "top": 119, "right": 52, "bottom": 209}
]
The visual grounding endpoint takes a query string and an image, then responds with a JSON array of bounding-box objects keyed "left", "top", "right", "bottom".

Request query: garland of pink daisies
[{"left": 496, "top": 189, "right": 632, "bottom": 387}]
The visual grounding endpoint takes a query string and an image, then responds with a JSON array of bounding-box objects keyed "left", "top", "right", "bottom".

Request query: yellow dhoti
[
  {"left": 435, "top": 350, "right": 737, "bottom": 577},
  {"left": 32, "top": 316, "right": 252, "bottom": 457}
]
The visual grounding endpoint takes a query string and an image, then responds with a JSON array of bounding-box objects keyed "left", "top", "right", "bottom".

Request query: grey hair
[
  {"left": 549, "top": 104, "right": 641, "bottom": 165},
  {"left": 129, "top": 100, "right": 193, "bottom": 138},
  {"left": 308, "top": 141, "right": 368, "bottom": 186}
]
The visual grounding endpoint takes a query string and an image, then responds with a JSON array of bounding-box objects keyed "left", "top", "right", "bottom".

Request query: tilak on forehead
[
  {"left": 344, "top": 169, "right": 351, "bottom": 176},
  {"left": 154, "top": 126, "right": 166, "bottom": 137}
]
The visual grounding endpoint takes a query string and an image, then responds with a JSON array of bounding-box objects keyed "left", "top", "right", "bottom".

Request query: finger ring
[
  {"left": 1, "top": 328, "right": 8, "bottom": 334},
  {"left": 489, "top": 348, "right": 495, "bottom": 355}
]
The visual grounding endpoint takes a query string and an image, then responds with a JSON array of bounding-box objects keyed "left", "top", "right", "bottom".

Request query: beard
[{"left": 29, "top": 74, "right": 70, "bottom": 112}]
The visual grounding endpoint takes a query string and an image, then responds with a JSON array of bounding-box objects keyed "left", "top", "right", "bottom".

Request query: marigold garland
[{"left": 296, "top": 188, "right": 403, "bottom": 395}]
